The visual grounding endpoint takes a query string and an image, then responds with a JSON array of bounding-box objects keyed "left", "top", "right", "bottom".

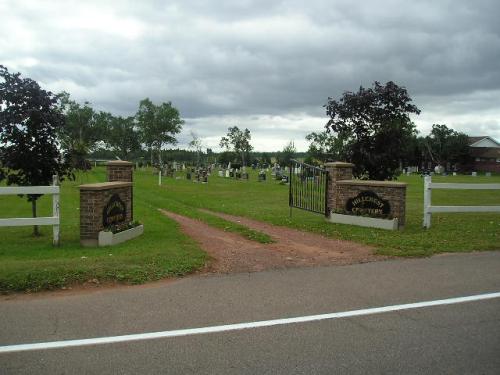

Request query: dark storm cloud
[{"left": 1, "top": 0, "right": 499, "bottom": 150}]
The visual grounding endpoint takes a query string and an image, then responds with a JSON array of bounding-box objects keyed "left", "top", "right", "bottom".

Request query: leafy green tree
[
  {"left": 423, "top": 124, "right": 471, "bottom": 169},
  {"left": 136, "top": 98, "right": 183, "bottom": 166},
  {"left": 219, "top": 126, "right": 253, "bottom": 166},
  {"left": 0, "top": 65, "right": 73, "bottom": 236},
  {"left": 260, "top": 152, "right": 272, "bottom": 167},
  {"left": 188, "top": 131, "right": 204, "bottom": 166},
  {"left": 217, "top": 150, "right": 237, "bottom": 166},
  {"left": 104, "top": 115, "right": 141, "bottom": 160},
  {"left": 325, "top": 81, "right": 420, "bottom": 180},
  {"left": 280, "top": 141, "right": 297, "bottom": 167},
  {"left": 305, "top": 131, "right": 349, "bottom": 164},
  {"left": 57, "top": 93, "right": 104, "bottom": 170}
]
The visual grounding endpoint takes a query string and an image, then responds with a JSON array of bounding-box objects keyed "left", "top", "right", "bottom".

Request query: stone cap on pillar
[
  {"left": 79, "top": 181, "right": 132, "bottom": 190},
  {"left": 106, "top": 160, "right": 133, "bottom": 166},
  {"left": 324, "top": 162, "right": 355, "bottom": 168}
]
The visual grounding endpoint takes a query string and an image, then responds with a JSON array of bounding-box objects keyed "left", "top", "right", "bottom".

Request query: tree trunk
[{"left": 31, "top": 199, "right": 40, "bottom": 237}]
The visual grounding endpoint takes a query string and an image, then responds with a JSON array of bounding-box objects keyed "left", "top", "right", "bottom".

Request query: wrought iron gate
[{"left": 289, "top": 160, "right": 329, "bottom": 216}]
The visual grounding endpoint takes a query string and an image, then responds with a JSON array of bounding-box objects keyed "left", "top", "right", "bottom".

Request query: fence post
[
  {"left": 158, "top": 170, "right": 162, "bottom": 186},
  {"left": 423, "top": 175, "right": 432, "bottom": 229},
  {"left": 52, "top": 175, "right": 60, "bottom": 246}
]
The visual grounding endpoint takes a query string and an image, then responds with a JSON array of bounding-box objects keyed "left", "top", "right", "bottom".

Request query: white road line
[{"left": 1, "top": 292, "right": 499, "bottom": 354}]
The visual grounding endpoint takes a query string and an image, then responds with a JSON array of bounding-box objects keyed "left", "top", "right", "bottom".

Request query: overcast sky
[{"left": 1, "top": 0, "right": 499, "bottom": 151}]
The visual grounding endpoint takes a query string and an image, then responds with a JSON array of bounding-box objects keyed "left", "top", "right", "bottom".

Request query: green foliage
[
  {"left": 136, "top": 98, "right": 184, "bottom": 165},
  {"left": 219, "top": 126, "right": 253, "bottom": 166},
  {"left": 279, "top": 141, "right": 296, "bottom": 167},
  {"left": 325, "top": 81, "right": 420, "bottom": 180},
  {"left": 305, "top": 131, "right": 349, "bottom": 164},
  {"left": 57, "top": 92, "right": 104, "bottom": 163},
  {"left": 422, "top": 124, "right": 471, "bottom": 168},
  {"left": 0, "top": 64, "right": 74, "bottom": 222},
  {"left": 103, "top": 114, "right": 141, "bottom": 159}
]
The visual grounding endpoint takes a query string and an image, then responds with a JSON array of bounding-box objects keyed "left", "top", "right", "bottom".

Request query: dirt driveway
[{"left": 160, "top": 209, "right": 386, "bottom": 274}]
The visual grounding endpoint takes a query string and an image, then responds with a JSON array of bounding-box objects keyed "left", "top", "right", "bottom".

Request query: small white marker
[{"left": 1, "top": 291, "right": 499, "bottom": 354}]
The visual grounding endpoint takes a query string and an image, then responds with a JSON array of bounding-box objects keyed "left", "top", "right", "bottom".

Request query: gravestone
[{"left": 258, "top": 170, "right": 266, "bottom": 182}]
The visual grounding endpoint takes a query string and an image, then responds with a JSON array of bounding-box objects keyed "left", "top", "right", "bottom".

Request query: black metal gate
[{"left": 289, "top": 160, "right": 329, "bottom": 216}]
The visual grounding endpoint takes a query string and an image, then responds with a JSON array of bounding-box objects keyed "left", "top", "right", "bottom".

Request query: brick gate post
[{"left": 324, "top": 162, "right": 354, "bottom": 215}]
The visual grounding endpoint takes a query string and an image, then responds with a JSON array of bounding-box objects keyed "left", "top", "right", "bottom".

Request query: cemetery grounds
[{"left": 0, "top": 167, "right": 499, "bottom": 293}]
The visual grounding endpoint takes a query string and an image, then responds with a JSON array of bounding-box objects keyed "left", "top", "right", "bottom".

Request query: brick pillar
[
  {"left": 324, "top": 162, "right": 354, "bottom": 215},
  {"left": 107, "top": 161, "right": 133, "bottom": 182},
  {"left": 79, "top": 182, "right": 133, "bottom": 246}
]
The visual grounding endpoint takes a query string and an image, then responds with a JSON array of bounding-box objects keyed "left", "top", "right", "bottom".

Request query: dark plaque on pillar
[
  {"left": 346, "top": 191, "right": 390, "bottom": 216},
  {"left": 103, "top": 194, "right": 127, "bottom": 227}
]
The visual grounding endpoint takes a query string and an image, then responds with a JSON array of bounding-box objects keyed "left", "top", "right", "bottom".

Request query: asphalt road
[{"left": 1, "top": 251, "right": 499, "bottom": 374}]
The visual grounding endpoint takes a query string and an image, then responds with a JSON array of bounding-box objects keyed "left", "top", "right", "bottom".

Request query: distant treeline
[{"left": 88, "top": 148, "right": 308, "bottom": 166}]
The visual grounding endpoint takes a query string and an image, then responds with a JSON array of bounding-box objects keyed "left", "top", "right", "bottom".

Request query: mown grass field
[{"left": 1, "top": 167, "right": 499, "bottom": 293}]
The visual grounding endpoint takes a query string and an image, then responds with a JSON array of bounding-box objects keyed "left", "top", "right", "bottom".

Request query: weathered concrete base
[
  {"left": 98, "top": 225, "right": 144, "bottom": 247},
  {"left": 328, "top": 213, "right": 399, "bottom": 231}
]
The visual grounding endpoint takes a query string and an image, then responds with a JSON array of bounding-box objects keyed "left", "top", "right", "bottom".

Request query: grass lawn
[{"left": 1, "top": 166, "right": 499, "bottom": 293}]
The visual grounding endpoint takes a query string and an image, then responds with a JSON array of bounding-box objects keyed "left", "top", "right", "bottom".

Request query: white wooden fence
[
  {"left": 423, "top": 175, "right": 500, "bottom": 228},
  {"left": 0, "top": 175, "right": 60, "bottom": 245}
]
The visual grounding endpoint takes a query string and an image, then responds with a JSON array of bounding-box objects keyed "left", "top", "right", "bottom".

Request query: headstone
[
  {"left": 472, "top": 172, "right": 477, "bottom": 177},
  {"left": 258, "top": 171, "right": 266, "bottom": 182},
  {"left": 225, "top": 170, "right": 230, "bottom": 178},
  {"left": 453, "top": 172, "right": 457, "bottom": 176},
  {"left": 281, "top": 175, "right": 289, "bottom": 184},
  {"left": 486, "top": 172, "right": 492, "bottom": 177},
  {"left": 218, "top": 170, "right": 224, "bottom": 177}
]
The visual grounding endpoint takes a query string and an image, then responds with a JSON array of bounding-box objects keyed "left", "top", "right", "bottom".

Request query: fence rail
[
  {"left": 0, "top": 176, "right": 60, "bottom": 245},
  {"left": 423, "top": 176, "right": 500, "bottom": 228}
]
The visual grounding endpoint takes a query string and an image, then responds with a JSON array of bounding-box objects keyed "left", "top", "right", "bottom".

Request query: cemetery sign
[
  {"left": 345, "top": 190, "right": 390, "bottom": 216},
  {"left": 103, "top": 193, "right": 127, "bottom": 227}
]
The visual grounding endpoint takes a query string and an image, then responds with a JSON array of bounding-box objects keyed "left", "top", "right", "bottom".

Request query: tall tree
[
  {"left": 104, "top": 115, "right": 141, "bottom": 160},
  {"left": 57, "top": 92, "right": 103, "bottom": 170},
  {"left": 325, "top": 81, "right": 420, "bottom": 180},
  {"left": 188, "top": 131, "right": 204, "bottom": 166},
  {"left": 423, "top": 124, "right": 471, "bottom": 169},
  {"left": 280, "top": 141, "right": 297, "bottom": 167},
  {"left": 305, "top": 130, "right": 349, "bottom": 164},
  {"left": 136, "top": 98, "right": 183, "bottom": 166},
  {"left": 0, "top": 65, "right": 73, "bottom": 236},
  {"left": 219, "top": 126, "right": 253, "bottom": 166}
]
